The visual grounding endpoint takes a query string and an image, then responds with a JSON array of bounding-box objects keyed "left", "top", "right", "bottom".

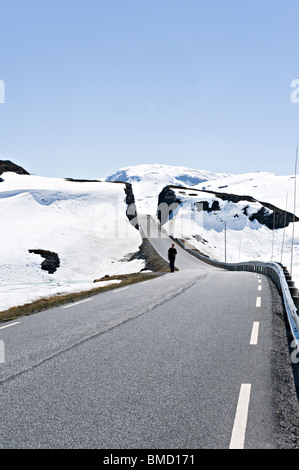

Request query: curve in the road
[{"left": 138, "top": 214, "right": 216, "bottom": 272}]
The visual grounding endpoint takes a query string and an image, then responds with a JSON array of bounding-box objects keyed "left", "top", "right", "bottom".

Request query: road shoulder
[{"left": 271, "top": 279, "right": 299, "bottom": 448}]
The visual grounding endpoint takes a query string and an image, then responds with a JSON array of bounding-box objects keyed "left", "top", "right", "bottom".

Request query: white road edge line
[
  {"left": 250, "top": 322, "right": 260, "bottom": 345},
  {"left": 229, "top": 383, "right": 252, "bottom": 449},
  {"left": 0, "top": 321, "right": 21, "bottom": 331},
  {"left": 62, "top": 298, "right": 92, "bottom": 309},
  {"left": 113, "top": 287, "right": 129, "bottom": 293},
  {"left": 256, "top": 297, "right": 261, "bottom": 308}
]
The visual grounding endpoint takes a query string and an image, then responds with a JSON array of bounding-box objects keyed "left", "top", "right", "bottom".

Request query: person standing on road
[{"left": 168, "top": 243, "right": 177, "bottom": 273}]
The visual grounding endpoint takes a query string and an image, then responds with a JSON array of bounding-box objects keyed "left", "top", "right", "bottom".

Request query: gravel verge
[{"left": 271, "top": 279, "right": 299, "bottom": 448}]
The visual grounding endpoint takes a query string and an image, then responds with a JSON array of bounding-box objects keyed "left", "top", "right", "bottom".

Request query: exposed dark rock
[
  {"left": 0, "top": 160, "right": 29, "bottom": 177},
  {"left": 29, "top": 249, "right": 60, "bottom": 274},
  {"left": 106, "top": 181, "right": 139, "bottom": 229},
  {"left": 64, "top": 178, "right": 102, "bottom": 182},
  {"left": 124, "top": 182, "right": 138, "bottom": 229},
  {"left": 243, "top": 205, "right": 249, "bottom": 216},
  {"left": 195, "top": 200, "right": 220, "bottom": 212},
  {"left": 157, "top": 186, "right": 181, "bottom": 225},
  {"left": 249, "top": 206, "right": 276, "bottom": 228}
]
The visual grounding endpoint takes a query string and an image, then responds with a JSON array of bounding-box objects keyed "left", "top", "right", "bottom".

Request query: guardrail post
[
  {"left": 290, "top": 287, "right": 299, "bottom": 298},
  {"left": 293, "top": 296, "right": 299, "bottom": 311}
]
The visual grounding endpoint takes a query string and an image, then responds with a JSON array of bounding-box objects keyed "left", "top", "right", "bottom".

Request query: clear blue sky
[{"left": 0, "top": 0, "right": 298, "bottom": 178}]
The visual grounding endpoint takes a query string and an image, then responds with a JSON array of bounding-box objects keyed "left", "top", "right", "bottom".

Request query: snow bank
[{"left": 0, "top": 173, "right": 144, "bottom": 311}]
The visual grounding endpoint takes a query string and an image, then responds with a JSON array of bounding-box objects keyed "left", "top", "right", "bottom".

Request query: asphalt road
[
  {"left": 138, "top": 214, "right": 209, "bottom": 272},
  {"left": 0, "top": 216, "right": 280, "bottom": 449}
]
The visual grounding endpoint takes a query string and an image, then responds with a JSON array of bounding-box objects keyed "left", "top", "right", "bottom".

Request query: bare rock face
[
  {"left": 157, "top": 186, "right": 181, "bottom": 225},
  {"left": 124, "top": 182, "right": 139, "bottom": 228},
  {"left": 28, "top": 249, "right": 60, "bottom": 274},
  {"left": 0, "top": 160, "right": 30, "bottom": 177}
]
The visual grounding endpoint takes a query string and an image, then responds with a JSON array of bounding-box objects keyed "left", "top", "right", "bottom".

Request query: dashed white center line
[
  {"left": 256, "top": 297, "right": 261, "bottom": 308},
  {"left": 258, "top": 279, "right": 262, "bottom": 284},
  {"left": 250, "top": 322, "right": 260, "bottom": 345},
  {"left": 62, "top": 298, "right": 92, "bottom": 309},
  {"left": 229, "top": 383, "right": 252, "bottom": 449},
  {"left": 0, "top": 321, "right": 20, "bottom": 331},
  {"left": 258, "top": 285, "right": 262, "bottom": 291}
]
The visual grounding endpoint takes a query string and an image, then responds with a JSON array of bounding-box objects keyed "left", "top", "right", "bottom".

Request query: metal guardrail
[
  {"left": 174, "top": 238, "right": 299, "bottom": 350},
  {"left": 142, "top": 215, "right": 299, "bottom": 350}
]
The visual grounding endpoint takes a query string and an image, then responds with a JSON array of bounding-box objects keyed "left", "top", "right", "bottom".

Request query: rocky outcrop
[
  {"left": 64, "top": 178, "right": 102, "bottom": 182},
  {"left": 124, "top": 182, "right": 138, "bottom": 227},
  {"left": 158, "top": 185, "right": 299, "bottom": 230},
  {"left": 0, "top": 160, "right": 29, "bottom": 177},
  {"left": 195, "top": 200, "right": 220, "bottom": 213},
  {"left": 29, "top": 249, "right": 60, "bottom": 274},
  {"left": 199, "top": 189, "right": 299, "bottom": 229},
  {"left": 157, "top": 186, "right": 182, "bottom": 225},
  {"left": 108, "top": 181, "right": 139, "bottom": 229}
]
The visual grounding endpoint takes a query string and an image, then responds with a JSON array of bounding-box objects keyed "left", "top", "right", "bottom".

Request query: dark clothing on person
[
  {"left": 168, "top": 247, "right": 177, "bottom": 258},
  {"left": 168, "top": 247, "right": 177, "bottom": 272}
]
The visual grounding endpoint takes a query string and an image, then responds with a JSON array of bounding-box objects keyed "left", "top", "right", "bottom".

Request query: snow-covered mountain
[{"left": 106, "top": 164, "right": 231, "bottom": 214}]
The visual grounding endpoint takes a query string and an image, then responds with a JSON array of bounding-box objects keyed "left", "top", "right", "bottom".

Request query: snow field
[{"left": 0, "top": 173, "right": 144, "bottom": 311}]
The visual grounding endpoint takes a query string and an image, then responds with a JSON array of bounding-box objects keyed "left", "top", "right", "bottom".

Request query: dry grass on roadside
[{"left": 0, "top": 272, "right": 163, "bottom": 323}]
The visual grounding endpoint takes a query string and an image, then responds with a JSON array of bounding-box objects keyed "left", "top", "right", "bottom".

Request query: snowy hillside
[
  {"left": 196, "top": 171, "right": 297, "bottom": 214},
  {"left": 107, "top": 164, "right": 231, "bottom": 214},
  {"left": 0, "top": 172, "right": 144, "bottom": 311},
  {"left": 159, "top": 172, "right": 299, "bottom": 286}
]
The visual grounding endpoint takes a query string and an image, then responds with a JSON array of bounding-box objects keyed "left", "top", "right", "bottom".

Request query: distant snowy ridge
[
  {"left": 106, "top": 163, "right": 230, "bottom": 186},
  {"left": 106, "top": 164, "right": 231, "bottom": 214}
]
